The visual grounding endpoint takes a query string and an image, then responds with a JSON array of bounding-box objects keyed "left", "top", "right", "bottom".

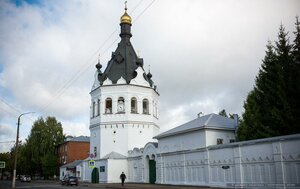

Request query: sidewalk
[{"left": 84, "top": 183, "right": 221, "bottom": 189}]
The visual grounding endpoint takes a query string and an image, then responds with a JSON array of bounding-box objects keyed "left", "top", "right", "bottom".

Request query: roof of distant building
[
  {"left": 102, "top": 151, "right": 127, "bottom": 159},
  {"left": 66, "top": 135, "right": 90, "bottom": 142},
  {"left": 60, "top": 160, "right": 83, "bottom": 169},
  {"left": 154, "top": 113, "right": 237, "bottom": 139}
]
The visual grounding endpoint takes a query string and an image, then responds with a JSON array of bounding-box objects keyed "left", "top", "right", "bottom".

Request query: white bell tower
[{"left": 89, "top": 8, "right": 159, "bottom": 159}]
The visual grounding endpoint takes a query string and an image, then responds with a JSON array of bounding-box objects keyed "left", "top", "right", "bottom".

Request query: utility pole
[{"left": 12, "top": 112, "right": 34, "bottom": 188}]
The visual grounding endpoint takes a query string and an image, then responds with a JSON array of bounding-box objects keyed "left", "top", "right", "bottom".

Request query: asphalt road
[
  {"left": 0, "top": 180, "right": 111, "bottom": 189},
  {"left": 0, "top": 180, "right": 215, "bottom": 189}
]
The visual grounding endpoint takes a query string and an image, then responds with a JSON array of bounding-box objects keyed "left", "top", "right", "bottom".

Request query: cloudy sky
[{"left": 0, "top": 0, "right": 299, "bottom": 152}]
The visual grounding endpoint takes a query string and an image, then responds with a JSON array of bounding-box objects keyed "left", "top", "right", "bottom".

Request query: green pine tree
[
  {"left": 238, "top": 22, "right": 299, "bottom": 140},
  {"left": 289, "top": 16, "right": 300, "bottom": 133}
]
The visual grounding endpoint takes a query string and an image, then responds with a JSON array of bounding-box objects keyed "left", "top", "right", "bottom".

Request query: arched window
[
  {"left": 143, "top": 99, "right": 149, "bottom": 114},
  {"left": 105, "top": 98, "right": 112, "bottom": 114},
  {"left": 131, "top": 97, "right": 137, "bottom": 113},
  {"left": 97, "top": 99, "right": 100, "bottom": 116},
  {"left": 92, "top": 101, "right": 96, "bottom": 117},
  {"left": 117, "top": 97, "right": 125, "bottom": 113}
]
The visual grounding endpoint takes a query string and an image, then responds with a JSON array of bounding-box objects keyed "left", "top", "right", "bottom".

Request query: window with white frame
[
  {"left": 131, "top": 97, "right": 137, "bottom": 113},
  {"left": 97, "top": 99, "right": 100, "bottom": 116},
  {"left": 143, "top": 99, "right": 149, "bottom": 114},
  {"left": 105, "top": 98, "right": 112, "bottom": 113},
  {"left": 92, "top": 101, "right": 96, "bottom": 117}
]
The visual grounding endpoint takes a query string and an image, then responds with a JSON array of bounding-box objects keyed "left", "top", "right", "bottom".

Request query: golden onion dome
[{"left": 120, "top": 10, "right": 132, "bottom": 24}]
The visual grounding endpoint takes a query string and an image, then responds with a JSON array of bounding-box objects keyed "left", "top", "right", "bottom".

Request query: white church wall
[
  {"left": 208, "top": 147, "right": 236, "bottom": 185},
  {"left": 128, "top": 125, "right": 158, "bottom": 153},
  {"left": 128, "top": 134, "right": 300, "bottom": 188},
  {"left": 97, "top": 159, "right": 108, "bottom": 183},
  {"left": 107, "top": 159, "right": 128, "bottom": 183},
  {"left": 205, "top": 129, "right": 236, "bottom": 146},
  {"left": 128, "top": 156, "right": 143, "bottom": 182},
  {"left": 158, "top": 130, "right": 206, "bottom": 153},
  {"left": 90, "top": 126, "right": 101, "bottom": 158},
  {"left": 81, "top": 160, "right": 93, "bottom": 182},
  {"left": 100, "top": 124, "right": 129, "bottom": 157},
  {"left": 90, "top": 84, "right": 159, "bottom": 158},
  {"left": 128, "top": 148, "right": 144, "bottom": 182}
]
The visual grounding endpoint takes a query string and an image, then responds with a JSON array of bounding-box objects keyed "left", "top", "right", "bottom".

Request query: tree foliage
[
  {"left": 218, "top": 109, "right": 228, "bottom": 117},
  {"left": 11, "top": 116, "right": 65, "bottom": 178},
  {"left": 0, "top": 152, "right": 12, "bottom": 179},
  {"left": 238, "top": 19, "right": 300, "bottom": 141}
]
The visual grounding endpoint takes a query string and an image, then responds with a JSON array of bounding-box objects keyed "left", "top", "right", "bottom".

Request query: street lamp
[{"left": 12, "top": 112, "right": 34, "bottom": 189}]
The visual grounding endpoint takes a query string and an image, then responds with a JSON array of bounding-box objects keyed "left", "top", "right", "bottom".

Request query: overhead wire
[
  {"left": 38, "top": 0, "right": 145, "bottom": 114},
  {"left": 0, "top": 141, "right": 15, "bottom": 143},
  {"left": 39, "top": 0, "right": 156, "bottom": 114},
  {"left": 0, "top": 97, "right": 22, "bottom": 115},
  {"left": 0, "top": 97, "right": 34, "bottom": 122}
]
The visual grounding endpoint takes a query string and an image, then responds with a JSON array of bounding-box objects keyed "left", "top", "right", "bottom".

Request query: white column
[
  {"left": 272, "top": 142, "right": 285, "bottom": 187},
  {"left": 125, "top": 99, "right": 130, "bottom": 114},
  {"left": 112, "top": 99, "right": 117, "bottom": 114},
  {"left": 183, "top": 153, "right": 187, "bottom": 184},
  {"left": 233, "top": 146, "right": 243, "bottom": 186},
  {"left": 204, "top": 149, "right": 210, "bottom": 184},
  {"left": 138, "top": 100, "right": 142, "bottom": 114}
]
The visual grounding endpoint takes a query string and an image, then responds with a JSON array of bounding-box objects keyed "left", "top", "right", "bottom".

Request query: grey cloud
[{"left": 0, "top": 0, "right": 299, "bottom": 149}]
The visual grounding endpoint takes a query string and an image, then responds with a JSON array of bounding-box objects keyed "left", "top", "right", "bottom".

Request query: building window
[
  {"left": 92, "top": 101, "right": 96, "bottom": 117},
  {"left": 131, "top": 97, "right": 137, "bottom": 113},
  {"left": 100, "top": 166, "right": 105, "bottom": 172},
  {"left": 94, "top": 147, "right": 97, "bottom": 157},
  {"left": 143, "top": 99, "right": 149, "bottom": 114},
  {"left": 230, "top": 139, "right": 235, "bottom": 143},
  {"left": 97, "top": 99, "right": 100, "bottom": 116},
  {"left": 117, "top": 97, "right": 125, "bottom": 113},
  {"left": 217, "top": 138, "right": 223, "bottom": 145},
  {"left": 105, "top": 98, "right": 112, "bottom": 114}
]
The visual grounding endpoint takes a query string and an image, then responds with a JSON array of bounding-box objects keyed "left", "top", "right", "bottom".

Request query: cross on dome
[{"left": 120, "top": 1, "right": 132, "bottom": 24}]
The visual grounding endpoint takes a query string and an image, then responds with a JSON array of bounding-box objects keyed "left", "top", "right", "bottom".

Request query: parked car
[
  {"left": 61, "top": 176, "right": 78, "bottom": 186},
  {"left": 20, "top": 175, "right": 31, "bottom": 182}
]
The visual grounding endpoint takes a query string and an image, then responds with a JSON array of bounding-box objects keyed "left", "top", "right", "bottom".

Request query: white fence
[{"left": 128, "top": 134, "right": 300, "bottom": 188}]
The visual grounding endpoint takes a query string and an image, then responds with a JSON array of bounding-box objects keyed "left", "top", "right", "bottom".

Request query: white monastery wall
[
  {"left": 107, "top": 159, "right": 128, "bottom": 183},
  {"left": 79, "top": 160, "right": 92, "bottom": 182},
  {"left": 98, "top": 160, "right": 108, "bottom": 183},
  {"left": 128, "top": 134, "right": 300, "bottom": 188}
]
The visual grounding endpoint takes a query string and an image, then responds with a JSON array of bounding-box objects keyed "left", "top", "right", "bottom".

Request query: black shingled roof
[{"left": 98, "top": 17, "right": 153, "bottom": 86}]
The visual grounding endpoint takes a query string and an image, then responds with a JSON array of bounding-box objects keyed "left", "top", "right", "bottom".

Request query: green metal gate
[{"left": 149, "top": 160, "right": 156, "bottom": 184}]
